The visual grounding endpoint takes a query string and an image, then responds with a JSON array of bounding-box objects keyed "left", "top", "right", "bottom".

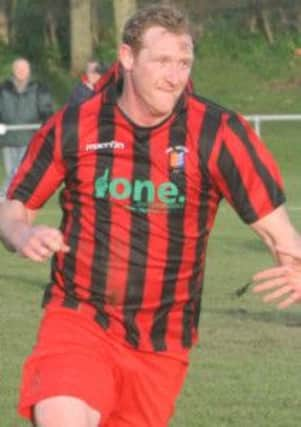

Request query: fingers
[
  {"left": 252, "top": 263, "right": 301, "bottom": 309},
  {"left": 39, "top": 228, "right": 70, "bottom": 253},
  {"left": 278, "top": 292, "right": 301, "bottom": 309},
  {"left": 252, "top": 276, "right": 288, "bottom": 293},
  {"left": 253, "top": 265, "right": 291, "bottom": 282},
  {"left": 262, "top": 284, "right": 293, "bottom": 303},
  {"left": 17, "top": 226, "right": 70, "bottom": 262},
  {"left": 251, "top": 243, "right": 301, "bottom": 309}
]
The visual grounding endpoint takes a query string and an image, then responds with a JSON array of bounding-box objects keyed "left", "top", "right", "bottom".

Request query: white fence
[
  {"left": 1, "top": 115, "right": 301, "bottom": 137},
  {"left": 0, "top": 123, "right": 41, "bottom": 135}
]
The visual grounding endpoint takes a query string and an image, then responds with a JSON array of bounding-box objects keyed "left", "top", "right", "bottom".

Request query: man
[
  {"left": 68, "top": 60, "right": 108, "bottom": 106},
  {"left": 0, "top": 57, "right": 53, "bottom": 194},
  {"left": 0, "top": 5, "right": 301, "bottom": 427}
]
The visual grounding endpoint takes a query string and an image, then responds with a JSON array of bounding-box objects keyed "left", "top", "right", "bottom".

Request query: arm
[
  {"left": 250, "top": 204, "right": 301, "bottom": 264},
  {"left": 0, "top": 199, "right": 69, "bottom": 262},
  {"left": 37, "top": 84, "right": 54, "bottom": 122},
  {"left": 205, "top": 112, "right": 297, "bottom": 305},
  {"left": 0, "top": 108, "right": 70, "bottom": 262}
]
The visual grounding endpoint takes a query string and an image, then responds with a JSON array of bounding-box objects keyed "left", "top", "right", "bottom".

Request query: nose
[{"left": 165, "top": 64, "right": 180, "bottom": 86}]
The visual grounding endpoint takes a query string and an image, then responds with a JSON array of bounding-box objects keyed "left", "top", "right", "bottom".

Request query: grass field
[{"left": 1, "top": 122, "right": 301, "bottom": 426}]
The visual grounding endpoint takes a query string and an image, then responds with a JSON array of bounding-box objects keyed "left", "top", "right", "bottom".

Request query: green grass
[{"left": 194, "top": 51, "right": 301, "bottom": 114}]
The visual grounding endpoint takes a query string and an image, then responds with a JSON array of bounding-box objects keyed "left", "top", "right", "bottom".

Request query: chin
[
  {"left": 151, "top": 108, "right": 173, "bottom": 119},
  {"left": 154, "top": 101, "right": 177, "bottom": 116}
]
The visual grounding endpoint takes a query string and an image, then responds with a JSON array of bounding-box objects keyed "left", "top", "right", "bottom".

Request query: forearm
[
  {"left": 0, "top": 200, "right": 36, "bottom": 252},
  {"left": 0, "top": 199, "right": 70, "bottom": 261},
  {"left": 251, "top": 205, "right": 301, "bottom": 265}
]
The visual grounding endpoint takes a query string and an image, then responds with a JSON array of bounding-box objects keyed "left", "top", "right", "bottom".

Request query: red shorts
[{"left": 18, "top": 306, "right": 188, "bottom": 426}]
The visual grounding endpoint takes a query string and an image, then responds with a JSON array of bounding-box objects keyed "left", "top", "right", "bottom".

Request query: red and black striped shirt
[{"left": 7, "top": 79, "right": 285, "bottom": 354}]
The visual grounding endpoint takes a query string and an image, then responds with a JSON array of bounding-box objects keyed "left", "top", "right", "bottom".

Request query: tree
[
  {"left": 70, "top": 0, "right": 93, "bottom": 74},
  {"left": 113, "top": 0, "right": 137, "bottom": 47},
  {"left": 247, "top": 0, "right": 274, "bottom": 44},
  {"left": 44, "top": 0, "right": 61, "bottom": 49},
  {"left": 0, "top": 0, "right": 9, "bottom": 44},
  {"left": 0, "top": 0, "right": 17, "bottom": 45}
]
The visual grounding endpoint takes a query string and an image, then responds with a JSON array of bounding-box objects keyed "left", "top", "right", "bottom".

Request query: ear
[{"left": 118, "top": 44, "right": 135, "bottom": 71}]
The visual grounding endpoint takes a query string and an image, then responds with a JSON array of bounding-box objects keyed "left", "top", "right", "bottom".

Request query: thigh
[
  {"left": 106, "top": 352, "right": 188, "bottom": 427},
  {"left": 18, "top": 307, "right": 119, "bottom": 425},
  {"left": 34, "top": 395, "right": 100, "bottom": 427}
]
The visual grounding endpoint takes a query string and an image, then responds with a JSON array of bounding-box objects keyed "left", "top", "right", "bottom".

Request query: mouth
[{"left": 158, "top": 87, "right": 178, "bottom": 93}]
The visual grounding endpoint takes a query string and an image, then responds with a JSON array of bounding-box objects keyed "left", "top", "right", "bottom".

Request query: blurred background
[{"left": 1, "top": 0, "right": 301, "bottom": 110}]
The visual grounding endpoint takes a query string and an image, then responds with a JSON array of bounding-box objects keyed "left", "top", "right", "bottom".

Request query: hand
[
  {"left": 252, "top": 246, "right": 301, "bottom": 309},
  {"left": 15, "top": 224, "right": 70, "bottom": 262}
]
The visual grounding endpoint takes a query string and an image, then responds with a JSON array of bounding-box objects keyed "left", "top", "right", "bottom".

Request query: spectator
[
  {"left": 0, "top": 57, "right": 53, "bottom": 196},
  {"left": 68, "top": 60, "right": 108, "bottom": 106}
]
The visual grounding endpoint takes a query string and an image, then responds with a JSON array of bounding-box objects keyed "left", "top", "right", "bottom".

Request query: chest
[
  {"left": 64, "top": 118, "right": 202, "bottom": 208},
  {"left": 1, "top": 88, "right": 38, "bottom": 121}
]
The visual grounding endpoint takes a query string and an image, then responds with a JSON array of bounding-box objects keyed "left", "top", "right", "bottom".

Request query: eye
[
  {"left": 159, "top": 57, "right": 168, "bottom": 65},
  {"left": 180, "top": 60, "right": 191, "bottom": 69}
]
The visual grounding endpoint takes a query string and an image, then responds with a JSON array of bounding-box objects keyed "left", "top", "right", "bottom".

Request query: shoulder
[
  {"left": 187, "top": 93, "right": 247, "bottom": 137},
  {"left": 66, "top": 90, "right": 104, "bottom": 121},
  {"left": 188, "top": 93, "right": 236, "bottom": 119},
  {"left": 68, "top": 82, "right": 93, "bottom": 106},
  {"left": 0, "top": 79, "right": 14, "bottom": 93}
]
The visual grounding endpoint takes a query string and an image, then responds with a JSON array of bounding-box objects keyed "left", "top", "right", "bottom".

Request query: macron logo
[{"left": 85, "top": 141, "right": 125, "bottom": 151}]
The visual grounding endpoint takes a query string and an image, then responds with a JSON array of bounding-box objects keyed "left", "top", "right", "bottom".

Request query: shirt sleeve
[
  {"left": 7, "top": 109, "right": 67, "bottom": 209},
  {"left": 207, "top": 112, "right": 286, "bottom": 224}
]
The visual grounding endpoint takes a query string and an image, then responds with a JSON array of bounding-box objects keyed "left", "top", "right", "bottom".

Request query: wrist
[{"left": 3, "top": 221, "right": 32, "bottom": 253}]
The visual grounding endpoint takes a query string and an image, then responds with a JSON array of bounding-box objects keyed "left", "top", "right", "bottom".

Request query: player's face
[
  {"left": 121, "top": 26, "right": 193, "bottom": 123},
  {"left": 88, "top": 71, "right": 101, "bottom": 85}
]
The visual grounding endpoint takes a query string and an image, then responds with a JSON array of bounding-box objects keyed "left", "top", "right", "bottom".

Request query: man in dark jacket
[
  {"left": 68, "top": 60, "right": 108, "bottom": 106},
  {"left": 0, "top": 57, "right": 53, "bottom": 195}
]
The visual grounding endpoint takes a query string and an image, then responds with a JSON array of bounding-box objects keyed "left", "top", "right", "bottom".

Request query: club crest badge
[{"left": 166, "top": 145, "right": 188, "bottom": 171}]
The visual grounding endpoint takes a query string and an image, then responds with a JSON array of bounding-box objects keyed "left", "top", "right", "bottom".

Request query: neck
[{"left": 14, "top": 78, "right": 28, "bottom": 92}]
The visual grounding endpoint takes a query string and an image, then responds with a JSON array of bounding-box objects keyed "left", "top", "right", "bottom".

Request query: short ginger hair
[{"left": 122, "top": 4, "right": 193, "bottom": 52}]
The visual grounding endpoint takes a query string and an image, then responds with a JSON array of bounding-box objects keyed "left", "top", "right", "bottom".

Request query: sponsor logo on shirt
[
  {"left": 95, "top": 168, "right": 185, "bottom": 213},
  {"left": 86, "top": 141, "right": 125, "bottom": 151}
]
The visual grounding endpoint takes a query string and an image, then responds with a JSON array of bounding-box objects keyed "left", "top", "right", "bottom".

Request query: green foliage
[
  {"left": 199, "top": 16, "right": 301, "bottom": 80},
  {"left": 95, "top": 30, "right": 117, "bottom": 65},
  {"left": 0, "top": 43, "right": 16, "bottom": 79},
  {"left": 11, "top": 0, "right": 70, "bottom": 68},
  {"left": 3, "top": 2, "right": 301, "bottom": 113},
  {"left": 41, "top": 66, "right": 76, "bottom": 109},
  {"left": 13, "top": 0, "right": 45, "bottom": 60},
  {"left": 191, "top": 19, "right": 301, "bottom": 114}
]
